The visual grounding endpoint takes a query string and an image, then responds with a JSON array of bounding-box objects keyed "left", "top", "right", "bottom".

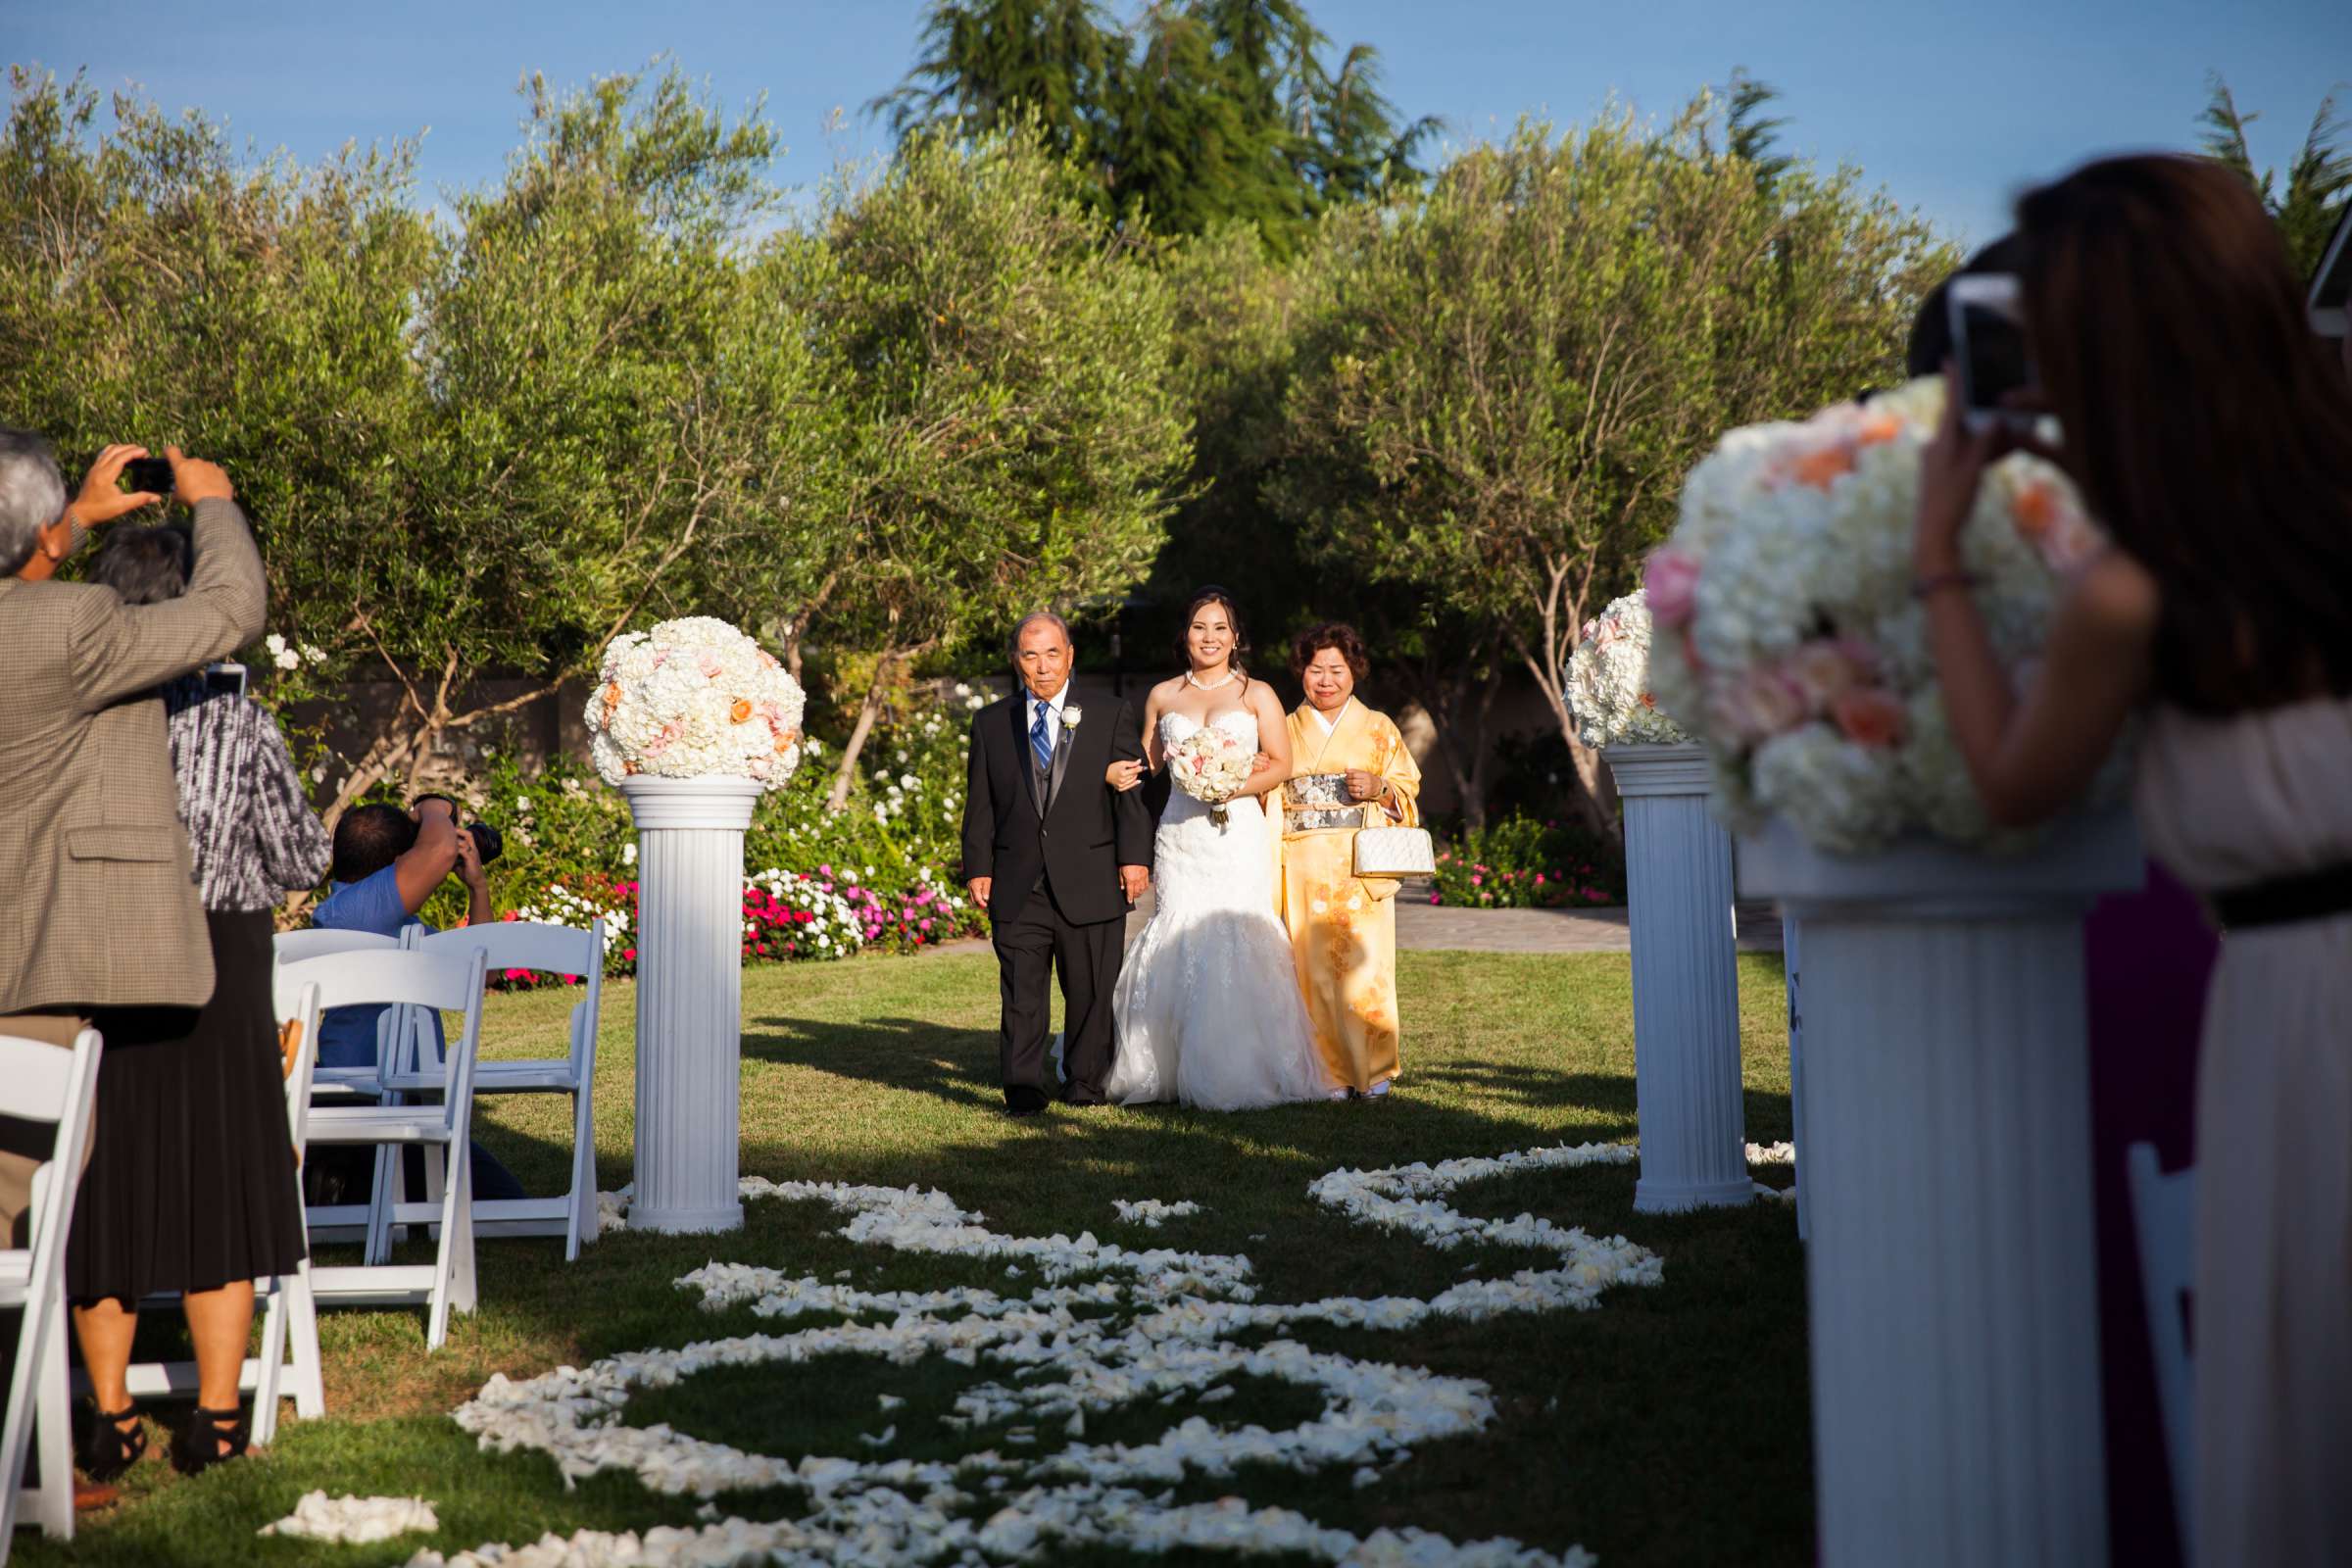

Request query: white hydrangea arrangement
[
  {"left": 1644, "top": 375, "right": 2118, "bottom": 856},
  {"left": 1565, "top": 590, "right": 1689, "bottom": 750},
  {"left": 586, "top": 616, "right": 806, "bottom": 789}
]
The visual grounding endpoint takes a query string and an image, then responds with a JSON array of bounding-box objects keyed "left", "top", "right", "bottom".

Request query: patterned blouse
[{"left": 160, "top": 676, "right": 331, "bottom": 913}]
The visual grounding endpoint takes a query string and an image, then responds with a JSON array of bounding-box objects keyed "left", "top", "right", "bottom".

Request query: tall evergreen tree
[
  {"left": 871, "top": 0, "right": 1433, "bottom": 253},
  {"left": 2201, "top": 74, "right": 2352, "bottom": 282}
]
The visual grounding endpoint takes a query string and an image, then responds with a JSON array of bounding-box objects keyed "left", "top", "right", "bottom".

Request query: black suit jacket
[{"left": 961, "top": 693, "right": 1152, "bottom": 927}]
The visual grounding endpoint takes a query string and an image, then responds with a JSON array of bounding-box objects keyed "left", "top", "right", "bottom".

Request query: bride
[{"left": 1102, "top": 587, "right": 1335, "bottom": 1109}]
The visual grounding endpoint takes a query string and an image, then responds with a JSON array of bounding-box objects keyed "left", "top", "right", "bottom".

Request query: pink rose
[
  {"left": 1644, "top": 549, "right": 1701, "bottom": 628},
  {"left": 1708, "top": 669, "right": 1808, "bottom": 743},
  {"left": 1832, "top": 687, "right": 1907, "bottom": 749}
]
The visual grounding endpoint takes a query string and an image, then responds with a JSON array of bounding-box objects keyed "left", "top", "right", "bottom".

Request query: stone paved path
[{"left": 929, "top": 886, "right": 1783, "bottom": 956}]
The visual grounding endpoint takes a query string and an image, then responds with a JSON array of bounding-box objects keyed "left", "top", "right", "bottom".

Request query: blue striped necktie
[{"left": 1031, "top": 702, "right": 1054, "bottom": 774}]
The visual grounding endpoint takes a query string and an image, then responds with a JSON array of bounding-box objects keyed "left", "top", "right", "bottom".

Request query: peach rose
[
  {"left": 1644, "top": 549, "right": 1701, "bottom": 628},
  {"left": 1783, "top": 639, "right": 1879, "bottom": 714},
  {"left": 729, "top": 698, "right": 754, "bottom": 723},
  {"left": 1832, "top": 687, "right": 1907, "bottom": 748}
]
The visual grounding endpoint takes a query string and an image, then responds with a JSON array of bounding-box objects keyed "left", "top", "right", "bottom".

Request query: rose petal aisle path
[{"left": 19, "top": 948, "right": 1809, "bottom": 1568}]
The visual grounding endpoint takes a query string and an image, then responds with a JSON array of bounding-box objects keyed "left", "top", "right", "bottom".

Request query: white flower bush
[
  {"left": 587, "top": 616, "right": 807, "bottom": 789},
  {"left": 1565, "top": 590, "right": 1688, "bottom": 750},
  {"left": 1646, "top": 376, "right": 2124, "bottom": 855},
  {"left": 432, "top": 1151, "right": 1660, "bottom": 1568},
  {"left": 508, "top": 882, "right": 632, "bottom": 958}
]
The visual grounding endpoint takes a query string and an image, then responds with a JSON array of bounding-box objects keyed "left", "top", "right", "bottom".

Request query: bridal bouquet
[
  {"left": 587, "top": 616, "right": 806, "bottom": 790},
  {"left": 1645, "top": 375, "right": 2115, "bottom": 855},
  {"left": 1568, "top": 589, "right": 1689, "bottom": 750},
  {"left": 1165, "top": 724, "right": 1254, "bottom": 828}
]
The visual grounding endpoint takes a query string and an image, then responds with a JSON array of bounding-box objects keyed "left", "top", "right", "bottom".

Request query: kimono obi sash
[{"left": 1285, "top": 772, "right": 1375, "bottom": 834}]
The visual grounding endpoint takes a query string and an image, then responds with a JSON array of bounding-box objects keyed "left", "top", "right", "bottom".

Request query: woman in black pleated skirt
[{"left": 68, "top": 526, "right": 327, "bottom": 1478}]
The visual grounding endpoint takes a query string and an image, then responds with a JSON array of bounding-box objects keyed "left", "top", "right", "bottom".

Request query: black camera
[{"left": 411, "top": 794, "right": 503, "bottom": 866}]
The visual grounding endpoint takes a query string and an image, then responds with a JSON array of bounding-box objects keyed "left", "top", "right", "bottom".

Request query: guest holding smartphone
[{"left": 1914, "top": 155, "right": 2352, "bottom": 1568}]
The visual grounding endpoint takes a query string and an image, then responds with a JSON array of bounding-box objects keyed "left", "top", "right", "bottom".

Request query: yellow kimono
[{"left": 1274, "top": 699, "right": 1422, "bottom": 1093}]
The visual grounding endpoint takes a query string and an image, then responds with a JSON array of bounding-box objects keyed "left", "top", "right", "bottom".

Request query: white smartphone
[
  {"left": 202, "top": 661, "right": 247, "bottom": 698},
  {"left": 1946, "top": 273, "right": 2037, "bottom": 434}
]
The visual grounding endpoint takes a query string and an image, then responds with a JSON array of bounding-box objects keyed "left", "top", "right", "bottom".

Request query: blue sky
[{"left": 5, "top": 0, "right": 2345, "bottom": 247}]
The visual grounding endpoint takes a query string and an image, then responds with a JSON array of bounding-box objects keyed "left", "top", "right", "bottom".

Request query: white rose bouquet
[
  {"left": 586, "top": 616, "right": 807, "bottom": 790},
  {"left": 1164, "top": 723, "right": 1254, "bottom": 828},
  {"left": 1567, "top": 589, "right": 1689, "bottom": 750},
  {"left": 1644, "top": 376, "right": 2118, "bottom": 856}
]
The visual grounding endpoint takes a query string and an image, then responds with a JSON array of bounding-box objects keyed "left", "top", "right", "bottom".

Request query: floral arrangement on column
[
  {"left": 1567, "top": 589, "right": 1690, "bottom": 750},
  {"left": 585, "top": 616, "right": 806, "bottom": 789},
  {"left": 1643, "top": 376, "right": 2121, "bottom": 855}
]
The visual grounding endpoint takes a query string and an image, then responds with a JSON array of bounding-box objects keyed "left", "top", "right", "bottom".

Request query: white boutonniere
[{"left": 1061, "top": 706, "right": 1084, "bottom": 730}]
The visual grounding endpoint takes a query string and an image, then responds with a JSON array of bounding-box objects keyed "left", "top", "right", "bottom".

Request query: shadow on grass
[{"left": 22, "top": 949, "right": 1815, "bottom": 1568}]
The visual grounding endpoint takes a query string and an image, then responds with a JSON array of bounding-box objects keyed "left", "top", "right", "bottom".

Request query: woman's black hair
[
  {"left": 89, "top": 524, "right": 193, "bottom": 605},
  {"left": 1906, "top": 235, "right": 2024, "bottom": 378}
]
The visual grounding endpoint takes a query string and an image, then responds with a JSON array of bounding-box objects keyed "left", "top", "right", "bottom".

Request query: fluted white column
[
  {"left": 618, "top": 777, "right": 762, "bottom": 1235},
  {"left": 1604, "top": 743, "right": 1751, "bottom": 1213},
  {"left": 1785, "top": 914, "right": 1808, "bottom": 1239},
  {"left": 1738, "top": 810, "right": 2141, "bottom": 1568}
]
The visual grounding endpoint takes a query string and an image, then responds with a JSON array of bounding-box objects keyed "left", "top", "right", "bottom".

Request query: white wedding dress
[{"left": 1106, "top": 710, "right": 1334, "bottom": 1109}]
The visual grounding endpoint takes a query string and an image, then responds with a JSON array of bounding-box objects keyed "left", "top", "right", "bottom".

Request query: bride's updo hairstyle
[{"left": 1176, "top": 585, "right": 1252, "bottom": 691}]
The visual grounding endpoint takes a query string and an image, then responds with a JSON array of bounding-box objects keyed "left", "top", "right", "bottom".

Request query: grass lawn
[{"left": 24, "top": 949, "right": 1807, "bottom": 1567}]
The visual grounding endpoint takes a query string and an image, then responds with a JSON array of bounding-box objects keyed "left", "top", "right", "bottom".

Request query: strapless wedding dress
[{"left": 1106, "top": 710, "right": 1334, "bottom": 1109}]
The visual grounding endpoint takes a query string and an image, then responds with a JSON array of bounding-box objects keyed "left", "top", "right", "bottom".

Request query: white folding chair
[
  {"left": 273, "top": 928, "right": 404, "bottom": 1097},
  {"left": 107, "top": 985, "right": 327, "bottom": 1446},
  {"left": 2128, "top": 1142, "right": 2196, "bottom": 1547},
  {"left": 399, "top": 921, "right": 606, "bottom": 1260},
  {"left": 0, "top": 1027, "right": 103, "bottom": 1548},
  {"left": 283, "top": 950, "right": 489, "bottom": 1350}
]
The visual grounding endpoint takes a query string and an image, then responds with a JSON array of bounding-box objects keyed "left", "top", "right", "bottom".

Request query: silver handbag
[{"left": 1352, "top": 825, "right": 1436, "bottom": 879}]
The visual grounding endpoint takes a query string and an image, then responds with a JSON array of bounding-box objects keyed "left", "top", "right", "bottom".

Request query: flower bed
[
  {"left": 1430, "top": 816, "right": 1624, "bottom": 909},
  {"left": 393, "top": 684, "right": 993, "bottom": 976}
]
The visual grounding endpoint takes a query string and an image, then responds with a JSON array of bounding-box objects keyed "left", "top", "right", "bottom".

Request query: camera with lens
[{"left": 411, "top": 794, "right": 504, "bottom": 866}]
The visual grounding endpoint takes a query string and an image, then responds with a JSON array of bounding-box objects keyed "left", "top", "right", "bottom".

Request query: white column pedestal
[
  {"left": 618, "top": 776, "right": 763, "bottom": 1235},
  {"left": 1604, "top": 744, "right": 1750, "bottom": 1213},
  {"left": 1738, "top": 810, "right": 2142, "bottom": 1568}
]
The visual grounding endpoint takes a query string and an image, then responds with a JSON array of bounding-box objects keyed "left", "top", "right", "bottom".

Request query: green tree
[
  {"left": 809, "top": 123, "right": 1192, "bottom": 808},
  {"left": 2202, "top": 74, "right": 2352, "bottom": 281},
  {"left": 871, "top": 0, "right": 1433, "bottom": 254},
  {"left": 1277, "top": 109, "right": 1948, "bottom": 833},
  {"left": 0, "top": 67, "right": 849, "bottom": 824}
]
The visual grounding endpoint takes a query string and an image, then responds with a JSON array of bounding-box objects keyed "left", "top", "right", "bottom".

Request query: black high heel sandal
[
  {"left": 74, "top": 1403, "right": 146, "bottom": 1483},
  {"left": 170, "top": 1403, "right": 249, "bottom": 1477}
]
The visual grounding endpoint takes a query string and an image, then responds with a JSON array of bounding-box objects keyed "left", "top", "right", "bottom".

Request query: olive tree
[
  {"left": 809, "top": 123, "right": 1192, "bottom": 807},
  {"left": 1279, "top": 106, "right": 1949, "bottom": 831}
]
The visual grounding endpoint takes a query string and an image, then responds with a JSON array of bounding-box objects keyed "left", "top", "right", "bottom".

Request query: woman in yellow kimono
[{"left": 1274, "top": 623, "right": 1422, "bottom": 1100}]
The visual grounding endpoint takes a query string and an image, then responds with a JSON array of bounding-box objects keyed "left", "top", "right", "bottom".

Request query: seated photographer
[{"left": 311, "top": 798, "right": 525, "bottom": 1202}]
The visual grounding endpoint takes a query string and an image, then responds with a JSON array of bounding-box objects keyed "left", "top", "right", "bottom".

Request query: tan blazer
[{"left": 0, "top": 498, "right": 267, "bottom": 1013}]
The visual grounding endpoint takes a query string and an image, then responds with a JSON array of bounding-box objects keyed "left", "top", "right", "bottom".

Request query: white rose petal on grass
[
  {"left": 1111, "top": 1199, "right": 1202, "bottom": 1229},
  {"left": 259, "top": 1492, "right": 436, "bottom": 1544},
  {"left": 429, "top": 1152, "right": 1647, "bottom": 1568}
]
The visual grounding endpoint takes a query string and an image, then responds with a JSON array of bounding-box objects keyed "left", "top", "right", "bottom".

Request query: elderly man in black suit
[{"left": 960, "top": 612, "right": 1152, "bottom": 1115}]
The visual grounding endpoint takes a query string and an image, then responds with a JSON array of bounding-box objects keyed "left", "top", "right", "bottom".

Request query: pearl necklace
[{"left": 1185, "top": 668, "right": 1238, "bottom": 692}]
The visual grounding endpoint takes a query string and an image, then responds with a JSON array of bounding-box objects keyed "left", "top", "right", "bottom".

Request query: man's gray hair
[
  {"left": 0, "top": 427, "right": 68, "bottom": 577},
  {"left": 1008, "top": 610, "right": 1072, "bottom": 662}
]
